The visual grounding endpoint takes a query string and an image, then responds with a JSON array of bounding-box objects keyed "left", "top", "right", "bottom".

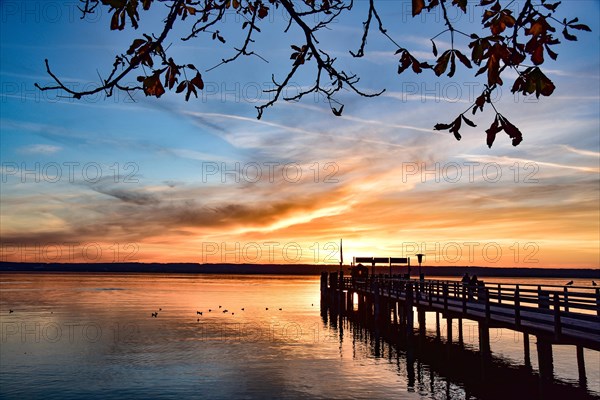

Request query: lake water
[{"left": 0, "top": 273, "right": 598, "bottom": 399}]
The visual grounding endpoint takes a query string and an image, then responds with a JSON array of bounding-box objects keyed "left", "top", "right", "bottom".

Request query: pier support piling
[
  {"left": 405, "top": 283, "right": 414, "bottom": 335},
  {"left": 576, "top": 345, "right": 586, "bottom": 388},
  {"left": 536, "top": 337, "right": 554, "bottom": 382},
  {"left": 478, "top": 322, "right": 490, "bottom": 357},
  {"left": 320, "top": 272, "right": 328, "bottom": 297},
  {"left": 523, "top": 333, "right": 531, "bottom": 368},
  {"left": 406, "top": 307, "right": 414, "bottom": 335},
  {"left": 418, "top": 310, "right": 426, "bottom": 336}
]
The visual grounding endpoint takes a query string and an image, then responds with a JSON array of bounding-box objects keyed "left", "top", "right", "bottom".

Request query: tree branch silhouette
[{"left": 36, "top": 0, "right": 590, "bottom": 148}]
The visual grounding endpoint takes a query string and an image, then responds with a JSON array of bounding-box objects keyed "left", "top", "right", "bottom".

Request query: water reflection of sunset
[{"left": 2, "top": 274, "right": 598, "bottom": 398}]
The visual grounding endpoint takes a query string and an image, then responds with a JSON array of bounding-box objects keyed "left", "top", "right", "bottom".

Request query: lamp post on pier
[{"left": 339, "top": 239, "right": 343, "bottom": 273}]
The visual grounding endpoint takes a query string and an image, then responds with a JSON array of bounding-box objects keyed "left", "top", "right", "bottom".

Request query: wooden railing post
[
  {"left": 462, "top": 283, "right": 467, "bottom": 313},
  {"left": 415, "top": 281, "right": 420, "bottom": 305},
  {"left": 443, "top": 283, "right": 448, "bottom": 312},
  {"left": 554, "top": 293, "right": 562, "bottom": 338},
  {"left": 429, "top": 282, "right": 433, "bottom": 307},
  {"left": 596, "top": 288, "right": 600, "bottom": 317},
  {"left": 485, "top": 288, "right": 491, "bottom": 321},
  {"left": 515, "top": 285, "right": 521, "bottom": 327},
  {"left": 497, "top": 283, "right": 502, "bottom": 303},
  {"left": 563, "top": 287, "right": 569, "bottom": 312},
  {"left": 538, "top": 288, "right": 550, "bottom": 312}
]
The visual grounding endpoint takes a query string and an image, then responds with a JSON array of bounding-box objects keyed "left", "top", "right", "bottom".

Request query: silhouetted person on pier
[
  {"left": 461, "top": 273, "right": 470, "bottom": 285},
  {"left": 469, "top": 275, "right": 479, "bottom": 300},
  {"left": 460, "top": 273, "right": 470, "bottom": 299}
]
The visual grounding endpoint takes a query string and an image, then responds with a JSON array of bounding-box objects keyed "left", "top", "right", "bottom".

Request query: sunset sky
[{"left": 1, "top": 1, "right": 598, "bottom": 268}]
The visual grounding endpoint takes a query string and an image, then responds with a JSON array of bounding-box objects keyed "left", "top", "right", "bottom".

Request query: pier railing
[
  {"left": 322, "top": 273, "right": 599, "bottom": 387},
  {"left": 337, "top": 276, "right": 600, "bottom": 349}
]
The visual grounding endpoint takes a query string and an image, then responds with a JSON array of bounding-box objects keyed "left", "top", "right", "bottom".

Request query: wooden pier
[{"left": 321, "top": 272, "right": 600, "bottom": 385}]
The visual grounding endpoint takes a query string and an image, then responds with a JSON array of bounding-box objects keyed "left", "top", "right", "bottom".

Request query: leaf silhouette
[
  {"left": 163, "top": 58, "right": 180, "bottom": 90},
  {"left": 434, "top": 50, "right": 452, "bottom": 76},
  {"left": 485, "top": 115, "right": 502, "bottom": 148},
  {"left": 190, "top": 72, "right": 204, "bottom": 91},
  {"left": 461, "top": 114, "right": 477, "bottom": 127},
  {"left": 455, "top": 50, "right": 472, "bottom": 68},
  {"left": 396, "top": 48, "right": 429, "bottom": 74},
  {"left": 139, "top": 70, "right": 165, "bottom": 98},
  {"left": 562, "top": 27, "right": 578, "bottom": 41},
  {"left": 332, "top": 105, "right": 344, "bottom": 116},
  {"left": 499, "top": 115, "right": 523, "bottom": 146},
  {"left": 542, "top": 2, "right": 561, "bottom": 12},
  {"left": 511, "top": 67, "right": 555, "bottom": 98},
  {"left": 485, "top": 114, "right": 523, "bottom": 148},
  {"left": 434, "top": 115, "right": 463, "bottom": 141},
  {"left": 431, "top": 40, "right": 438, "bottom": 57},
  {"left": 563, "top": 17, "right": 591, "bottom": 41},
  {"left": 452, "top": 0, "right": 467, "bottom": 13},
  {"left": 412, "top": 0, "right": 425, "bottom": 17},
  {"left": 472, "top": 92, "right": 486, "bottom": 115},
  {"left": 482, "top": 2, "right": 516, "bottom": 35}
]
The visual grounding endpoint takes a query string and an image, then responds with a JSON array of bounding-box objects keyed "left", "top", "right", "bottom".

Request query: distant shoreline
[{"left": 0, "top": 262, "right": 598, "bottom": 278}]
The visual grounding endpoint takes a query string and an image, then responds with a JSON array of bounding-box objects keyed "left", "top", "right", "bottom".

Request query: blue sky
[{"left": 1, "top": 0, "right": 599, "bottom": 267}]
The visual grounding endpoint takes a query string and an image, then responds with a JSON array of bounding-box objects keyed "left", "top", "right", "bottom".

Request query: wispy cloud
[
  {"left": 18, "top": 144, "right": 62, "bottom": 154},
  {"left": 561, "top": 145, "right": 600, "bottom": 158},
  {"left": 458, "top": 154, "right": 600, "bottom": 173}
]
